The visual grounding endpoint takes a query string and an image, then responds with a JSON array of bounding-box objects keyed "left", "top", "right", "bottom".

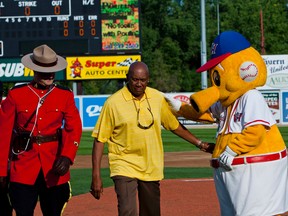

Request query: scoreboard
[{"left": 0, "top": 0, "right": 141, "bottom": 57}]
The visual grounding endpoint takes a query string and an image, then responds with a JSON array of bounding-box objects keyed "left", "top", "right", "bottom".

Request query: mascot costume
[{"left": 167, "top": 31, "right": 288, "bottom": 215}]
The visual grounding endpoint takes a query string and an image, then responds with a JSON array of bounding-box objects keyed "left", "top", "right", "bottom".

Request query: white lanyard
[{"left": 12, "top": 84, "right": 55, "bottom": 155}]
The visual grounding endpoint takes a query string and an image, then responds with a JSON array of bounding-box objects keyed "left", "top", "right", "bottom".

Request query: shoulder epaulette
[
  {"left": 54, "top": 84, "right": 72, "bottom": 92},
  {"left": 11, "top": 83, "right": 27, "bottom": 90}
]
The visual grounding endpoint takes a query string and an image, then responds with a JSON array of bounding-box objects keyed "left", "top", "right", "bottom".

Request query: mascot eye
[{"left": 212, "top": 70, "right": 220, "bottom": 86}]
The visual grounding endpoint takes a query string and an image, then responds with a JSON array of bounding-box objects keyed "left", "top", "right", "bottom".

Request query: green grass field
[
  {"left": 70, "top": 126, "right": 288, "bottom": 196},
  {"left": 78, "top": 127, "right": 219, "bottom": 155}
]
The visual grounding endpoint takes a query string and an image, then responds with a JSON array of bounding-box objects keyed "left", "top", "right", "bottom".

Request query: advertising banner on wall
[
  {"left": 75, "top": 90, "right": 288, "bottom": 130},
  {"left": 75, "top": 95, "right": 110, "bottom": 129},
  {"left": 66, "top": 55, "right": 141, "bottom": 80},
  {"left": 0, "top": 58, "right": 65, "bottom": 82},
  {"left": 75, "top": 93, "right": 199, "bottom": 130},
  {"left": 260, "top": 90, "right": 280, "bottom": 123},
  {"left": 164, "top": 92, "right": 199, "bottom": 126},
  {"left": 281, "top": 91, "right": 288, "bottom": 124},
  {"left": 259, "top": 55, "right": 288, "bottom": 90}
]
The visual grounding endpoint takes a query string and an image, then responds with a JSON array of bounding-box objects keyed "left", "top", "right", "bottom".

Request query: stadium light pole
[
  {"left": 200, "top": 0, "right": 208, "bottom": 89},
  {"left": 217, "top": 0, "right": 220, "bottom": 35}
]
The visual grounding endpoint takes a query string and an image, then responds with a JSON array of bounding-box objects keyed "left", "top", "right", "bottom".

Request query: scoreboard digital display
[{"left": 0, "top": 0, "right": 141, "bottom": 57}]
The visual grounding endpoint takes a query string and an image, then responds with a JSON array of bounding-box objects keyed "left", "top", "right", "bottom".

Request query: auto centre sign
[{"left": 66, "top": 55, "right": 141, "bottom": 80}]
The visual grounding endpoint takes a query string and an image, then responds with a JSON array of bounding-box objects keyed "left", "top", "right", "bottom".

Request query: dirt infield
[
  {"left": 72, "top": 151, "right": 213, "bottom": 169},
  {"left": 34, "top": 151, "right": 221, "bottom": 215}
]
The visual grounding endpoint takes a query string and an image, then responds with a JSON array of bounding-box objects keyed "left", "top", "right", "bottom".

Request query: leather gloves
[
  {"left": 53, "top": 156, "right": 71, "bottom": 176},
  {"left": 219, "top": 146, "right": 237, "bottom": 171},
  {"left": 0, "top": 176, "right": 8, "bottom": 192}
]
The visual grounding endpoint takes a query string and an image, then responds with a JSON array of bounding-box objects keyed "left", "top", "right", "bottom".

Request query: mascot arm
[
  {"left": 163, "top": 94, "right": 215, "bottom": 123},
  {"left": 178, "top": 103, "right": 215, "bottom": 123},
  {"left": 229, "top": 124, "right": 266, "bottom": 155}
]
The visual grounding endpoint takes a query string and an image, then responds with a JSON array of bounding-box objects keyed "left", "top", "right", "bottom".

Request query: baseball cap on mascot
[
  {"left": 190, "top": 30, "right": 267, "bottom": 111},
  {"left": 196, "top": 30, "right": 251, "bottom": 73}
]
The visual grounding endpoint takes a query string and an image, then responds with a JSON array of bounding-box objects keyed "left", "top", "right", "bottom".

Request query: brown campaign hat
[{"left": 21, "top": 44, "right": 67, "bottom": 73}]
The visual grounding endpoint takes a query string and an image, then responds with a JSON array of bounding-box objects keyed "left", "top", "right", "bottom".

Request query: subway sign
[{"left": 0, "top": 58, "right": 65, "bottom": 82}]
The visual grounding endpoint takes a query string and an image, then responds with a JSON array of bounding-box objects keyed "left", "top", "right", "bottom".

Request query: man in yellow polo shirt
[{"left": 90, "top": 61, "right": 214, "bottom": 216}]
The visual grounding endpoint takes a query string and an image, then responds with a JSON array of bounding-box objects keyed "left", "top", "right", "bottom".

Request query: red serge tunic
[{"left": 0, "top": 83, "right": 82, "bottom": 187}]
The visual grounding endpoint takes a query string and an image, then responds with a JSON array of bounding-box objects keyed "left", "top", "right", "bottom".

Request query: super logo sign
[{"left": 66, "top": 55, "right": 141, "bottom": 80}]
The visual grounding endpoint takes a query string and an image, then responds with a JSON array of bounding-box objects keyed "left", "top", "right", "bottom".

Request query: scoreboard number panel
[
  {"left": 0, "top": 1, "right": 71, "bottom": 17},
  {"left": 0, "top": 0, "right": 141, "bottom": 57}
]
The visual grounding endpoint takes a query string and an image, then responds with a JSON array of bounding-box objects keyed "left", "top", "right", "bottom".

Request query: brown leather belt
[
  {"left": 31, "top": 134, "right": 58, "bottom": 144},
  {"left": 211, "top": 149, "right": 287, "bottom": 168}
]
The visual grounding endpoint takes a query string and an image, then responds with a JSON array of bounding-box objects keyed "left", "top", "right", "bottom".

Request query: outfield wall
[{"left": 76, "top": 90, "right": 288, "bottom": 130}]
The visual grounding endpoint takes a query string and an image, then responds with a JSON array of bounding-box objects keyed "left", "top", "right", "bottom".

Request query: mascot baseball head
[{"left": 191, "top": 30, "right": 267, "bottom": 112}]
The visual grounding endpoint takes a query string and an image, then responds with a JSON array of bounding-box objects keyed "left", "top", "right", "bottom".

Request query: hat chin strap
[
  {"left": 33, "top": 72, "right": 55, "bottom": 89},
  {"left": 33, "top": 80, "right": 53, "bottom": 89}
]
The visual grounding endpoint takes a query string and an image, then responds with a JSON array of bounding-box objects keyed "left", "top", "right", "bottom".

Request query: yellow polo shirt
[{"left": 92, "top": 86, "right": 179, "bottom": 181}]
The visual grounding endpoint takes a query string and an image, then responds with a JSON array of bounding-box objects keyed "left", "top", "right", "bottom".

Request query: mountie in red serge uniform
[{"left": 0, "top": 82, "right": 82, "bottom": 187}]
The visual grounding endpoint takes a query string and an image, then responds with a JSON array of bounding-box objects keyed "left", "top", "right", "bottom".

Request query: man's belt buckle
[
  {"left": 32, "top": 134, "right": 58, "bottom": 144},
  {"left": 35, "top": 136, "right": 43, "bottom": 144}
]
